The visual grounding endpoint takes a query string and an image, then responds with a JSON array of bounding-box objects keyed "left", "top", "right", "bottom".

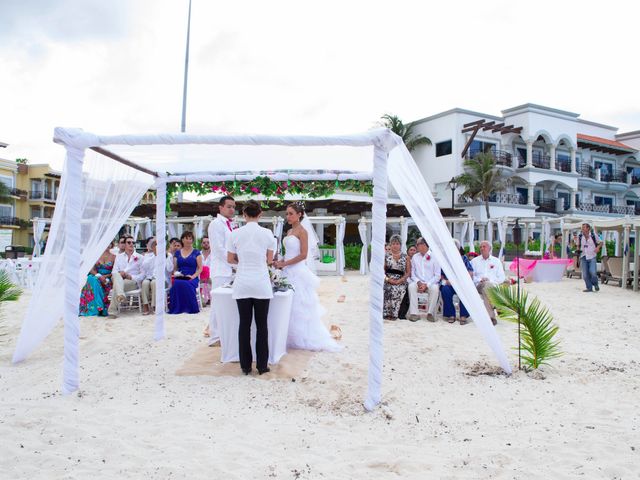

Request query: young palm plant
[
  {"left": 379, "top": 114, "right": 431, "bottom": 152},
  {"left": 455, "top": 152, "right": 506, "bottom": 219},
  {"left": 0, "top": 271, "right": 22, "bottom": 340},
  {"left": 487, "top": 284, "right": 561, "bottom": 370}
]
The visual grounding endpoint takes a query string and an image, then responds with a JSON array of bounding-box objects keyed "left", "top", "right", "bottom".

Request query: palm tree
[
  {"left": 0, "top": 271, "right": 22, "bottom": 341},
  {"left": 379, "top": 114, "right": 431, "bottom": 152},
  {"left": 455, "top": 152, "right": 506, "bottom": 219}
]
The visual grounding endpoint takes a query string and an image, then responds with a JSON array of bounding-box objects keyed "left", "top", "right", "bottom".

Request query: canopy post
[
  {"left": 62, "top": 145, "right": 85, "bottom": 395},
  {"left": 364, "top": 144, "right": 388, "bottom": 412},
  {"left": 154, "top": 180, "right": 167, "bottom": 340},
  {"left": 622, "top": 225, "right": 630, "bottom": 288},
  {"left": 634, "top": 227, "right": 639, "bottom": 292}
]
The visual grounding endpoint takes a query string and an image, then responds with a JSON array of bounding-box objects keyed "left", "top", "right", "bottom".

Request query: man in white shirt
[
  {"left": 470, "top": 240, "right": 506, "bottom": 325},
  {"left": 578, "top": 223, "right": 602, "bottom": 292},
  {"left": 108, "top": 235, "right": 145, "bottom": 317},
  {"left": 407, "top": 237, "right": 441, "bottom": 322},
  {"left": 207, "top": 195, "right": 236, "bottom": 344}
]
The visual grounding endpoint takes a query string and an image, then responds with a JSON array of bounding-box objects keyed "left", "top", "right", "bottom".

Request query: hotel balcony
[
  {"left": 579, "top": 165, "right": 627, "bottom": 183},
  {"left": 459, "top": 192, "right": 525, "bottom": 206},
  {"left": 0, "top": 216, "right": 25, "bottom": 228},
  {"left": 467, "top": 149, "right": 514, "bottom": 167},
  {"left": 29, "top": 190, "right": 58, "bottom": 201},
  {"left": 575, "top": 202, "right": 634, "bottom": 215},
  {"left": 8, "top": 187, "right": 28, "bottom": 199}
]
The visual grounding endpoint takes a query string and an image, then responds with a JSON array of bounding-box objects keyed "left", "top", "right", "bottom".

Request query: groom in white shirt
[
  {"left": 470, "top": 240, "right": 506, "bottom": 325},
  {"left": 207, "top": 195, "right": 236, "bottom": 344},
  {"left": 407, "top": 237, "right": 441, "bottom": 322}
]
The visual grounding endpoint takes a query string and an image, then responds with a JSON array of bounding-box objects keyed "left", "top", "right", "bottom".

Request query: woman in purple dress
[{"left": 169, "top": 231, "right": 203, "bottom": 314}]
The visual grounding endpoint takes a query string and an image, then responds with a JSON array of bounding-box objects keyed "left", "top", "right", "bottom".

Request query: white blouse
[{"left": 226, "top": 222, "right": 274, "bottom": 300}]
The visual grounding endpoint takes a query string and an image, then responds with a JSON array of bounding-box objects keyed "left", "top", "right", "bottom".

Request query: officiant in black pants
[{"left": 226, "top": 201, "right": 275, "bottom": 375}]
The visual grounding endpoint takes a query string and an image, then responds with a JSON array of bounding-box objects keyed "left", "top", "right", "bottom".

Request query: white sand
[{"left": 1, "top": 273, "right": 639, "bottom": 479}]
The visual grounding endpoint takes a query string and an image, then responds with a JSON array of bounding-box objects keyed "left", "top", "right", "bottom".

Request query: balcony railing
[
  {"left": 576, "top": 203, "right": 635, "bottom": 215},
  {"left": 8, "top": 187, "right": 28, "bottom": 197},
  {"left": 460, "top": 192, "right": 524, "bottom": 205},
  {"left": 467, "top": 149, "right": 514, "bottom": 167},
  {"left": 517, "top": 152, "right": 551, "bottom": 169},
  {"left": 536, "top": 199, "right": 557, "bottom": 213},
  {"left": 30, "top": 190, "right": 57, "bottom": 201},
  {"left": 579, "top": 165, "right": 596, "bottom": 179},
  {"left": 0, "top": 216, "right": 23, "bottom": 227},
  {"left": 632, "top": 175, "right": 640, "bottom": 185},
  {"left": 556, "top": 160, "right": 571, "bottom": 172},
  {"left": 599, "top": 169, "right": 627, "bottom": 183}
]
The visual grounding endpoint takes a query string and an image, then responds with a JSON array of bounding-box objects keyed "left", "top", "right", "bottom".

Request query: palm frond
[
  {"left": 0, "top": 271, "right": 21, "bottom": 303},
  {"left": 487, "top": 284, "right": 562, "bottom": 369},
  {"left": 379, "top": 114, "right": 431, "bottom": 152}
]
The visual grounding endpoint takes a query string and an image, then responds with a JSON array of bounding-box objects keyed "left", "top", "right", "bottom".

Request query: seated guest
[
  {"left": 407, "top": 237, "right": 440, "bottom": 322},
  {"left": 110, "top": 236, "right": 126, "bottom": 255},
  {"left": 168, "top": 231, "right": 203, "bottom": 314},
  {"left": 407, "top": 245, "right": 417, "bottom": 259},
  {"left": 383, "top": 234, "right": 411, "bottom": 321},
  {"left": 141, "top": 237, "right": 159, "bottom": 316},
  {"left": 546, "top": 233, "right": 562, "bottom": 259},
  {"left": 471, "top": 240, "right": 506, "bottom": 325},
  {"left": 440, "top": 239, "right": 474, "bottom": 325},
  {"left": 108, "top": 235, "right": 145, "bottom": 318},
  {"left": 200, "top": 235, "right": 212, "bottom": 305},
  {"left": 80, "top": 243, "right": 116, "bottom": 316}
]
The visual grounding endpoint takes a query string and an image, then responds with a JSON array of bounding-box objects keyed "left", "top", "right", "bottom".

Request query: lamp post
[
  {"left": 447, "top": 177, "right": 458, "bottom": 236},
  {"left": 513, "top": 218, "right": 522, "bottom": 370}
]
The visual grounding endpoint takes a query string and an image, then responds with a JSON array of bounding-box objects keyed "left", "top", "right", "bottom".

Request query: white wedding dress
[{"left": 283, "top": 235, "right": 341, "bottom": 352}]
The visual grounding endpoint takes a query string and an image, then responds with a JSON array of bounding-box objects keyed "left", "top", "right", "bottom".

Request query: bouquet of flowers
[{"left": 269, "top": 267, "right": 293, "bottom": 292}]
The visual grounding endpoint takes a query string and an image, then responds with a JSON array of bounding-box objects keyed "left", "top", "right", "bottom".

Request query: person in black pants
[{"left": 227, "top": 201, "right": 275, "bottom": 375}]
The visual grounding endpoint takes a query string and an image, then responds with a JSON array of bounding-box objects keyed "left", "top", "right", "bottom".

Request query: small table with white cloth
[{"left": 213, "top": 287, "right": 293, "bottom": 365}]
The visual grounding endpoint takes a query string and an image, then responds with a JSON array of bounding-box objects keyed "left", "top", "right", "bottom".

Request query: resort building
[
  {"left": 0, "top": 148, "right": 61, "bottom": 250},
  {"left": 410, "top": 104, "right": 640, "bottom": 236}
]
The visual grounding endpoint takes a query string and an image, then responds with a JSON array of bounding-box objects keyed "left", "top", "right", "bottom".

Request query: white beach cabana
[
  {"left": 561, "top": 216, "right": 639, "bottom": 291},
  {"left": 13, "top": 127, "right": 512, "bottom": 411}
]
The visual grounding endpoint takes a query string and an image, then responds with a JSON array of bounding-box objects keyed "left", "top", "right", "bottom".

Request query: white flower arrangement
[{"left": 269, "top": 267, "right": 293, "bottom": 292}]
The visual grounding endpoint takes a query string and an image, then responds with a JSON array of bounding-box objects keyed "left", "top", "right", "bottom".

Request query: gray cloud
[{"left": 0, "top": 0, "right": 130, "bottom": 44}]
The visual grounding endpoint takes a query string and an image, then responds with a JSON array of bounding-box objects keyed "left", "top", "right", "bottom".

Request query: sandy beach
[{"left": 1, "top": 272, "right": 639, "bottom": 479}]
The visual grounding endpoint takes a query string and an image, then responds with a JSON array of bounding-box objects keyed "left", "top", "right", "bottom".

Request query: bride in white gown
[{"left": 274, "top": 203, "right": 341, "bottom": 352}]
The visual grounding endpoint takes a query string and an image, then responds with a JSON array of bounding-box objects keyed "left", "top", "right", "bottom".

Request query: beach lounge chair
[{"left": 604, "top": 256, "right": 623, "bottom": 287}]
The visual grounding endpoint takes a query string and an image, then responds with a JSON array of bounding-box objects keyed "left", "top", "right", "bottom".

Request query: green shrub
[{"left": 344, "top": 243, "right": 363, "bottom": 270}]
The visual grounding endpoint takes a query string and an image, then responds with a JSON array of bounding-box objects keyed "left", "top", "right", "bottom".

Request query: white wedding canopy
[{"left": 13, "top": 127, "right": 512, "bottom": 411}]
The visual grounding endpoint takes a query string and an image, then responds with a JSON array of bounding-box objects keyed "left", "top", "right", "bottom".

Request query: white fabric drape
[
  {"left": 497, "top": 219, "right": 507, "bottom": 260},
  {"left": 300, "top": 216, "right": 319, "bottom": 274},
  {"left": 468, "top": 220, "right": 475, "bottom": 252},
  {"left": 364, "top": 143, "right": 388, "bottom": 411},
  {"left": 337, "top": 219, "right": 346, "bottom": 276},
  {"left": 459, "top": 221, "right": 468, "bottom": 248},
  {"left": 400, "top": 219, "right": 409, "bottom": 254},
  {"left": 133, "top": 223, "right": 140, "bottom": 241},
  {"left": 275, "top": 217, "right": 284, "bottom": 251},
  {"left": 12, "top": 149, "right": 154, "bottom": 370},
  {"left": 358, "top": 219, "right": 369, "bottom": 275},
  {"left": 386, "top": 142, "right": 512, "bottom": 376},
  {"left": 154, "top": 180, "right": 167, "bottom": 340},
  {"left": 32, "top": 219, "right": 47, "bottom": 257},
  {"left": 168, "top": 223, "right": 177, "bottom": 240},
  {"left": 144, "top": 220, "right": 153, "bottom": 240},
  {"left": 486, "top": 220, "right": 493, "bottom": 245},
  {"left": 195, "top": 219, "right": 204, "bottom": 242}
]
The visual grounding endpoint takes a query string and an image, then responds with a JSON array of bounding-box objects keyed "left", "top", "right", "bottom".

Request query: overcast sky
[{"left": 1, "top": 0, "right": 639, "bottom": 168}]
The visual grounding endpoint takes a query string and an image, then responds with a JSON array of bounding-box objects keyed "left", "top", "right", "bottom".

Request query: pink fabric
[
  {"left": 509, "top": 258, "right": 572, "bottom": 279},
  {"left": 200, "top": 265, "right": 210, "bottom": 281}
]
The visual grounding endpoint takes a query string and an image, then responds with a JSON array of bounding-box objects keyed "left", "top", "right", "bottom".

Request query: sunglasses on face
[{"left": 126, "top": 241, "right": 134, "bottom": 245}]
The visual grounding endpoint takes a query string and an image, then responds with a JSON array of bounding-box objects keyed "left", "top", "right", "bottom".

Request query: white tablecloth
[
  {"left": 213, "top": 287, "right": 293, "bottom": 365},
  {"left": 532, "top": 260, "right": 572, "bottom": 282}
]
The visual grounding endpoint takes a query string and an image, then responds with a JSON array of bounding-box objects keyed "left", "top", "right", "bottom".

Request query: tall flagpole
[{"left": 180, "top": 0, "right": 192, "bottom": 133}]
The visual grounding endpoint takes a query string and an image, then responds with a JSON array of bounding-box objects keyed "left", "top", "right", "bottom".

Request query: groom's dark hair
[
  {"left": 219, "top": 195, "right": 235, "bottom": 207},
  {"left": 242, "top": 200, "right": 262, "bottom": 218}
]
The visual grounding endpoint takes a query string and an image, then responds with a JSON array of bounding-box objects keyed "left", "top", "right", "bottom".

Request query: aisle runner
[{"left": 176, "top": 344, "right": 314, "bottom": 379}]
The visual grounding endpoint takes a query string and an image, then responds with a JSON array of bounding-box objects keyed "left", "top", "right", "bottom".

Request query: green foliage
[
  {"left": 15, "top": 158, "right": 28, "bottom": 165},
  {"left": 379, "top": 114, "right": 432, "bottom": 152},
  {"left": 487, "top": 284, "right": 562, "bottom": 370},
  {"left": 456, "top": 153, "right": 506, "bottom": 219},
  {"left": 165, "top": 176, "right": 373, "bottom": 210},
  {"left": 0, "top": 271, "right": 22, "bottom": 340},
  {"left": 344, "top": 244, "right": 363, "bottom": 270}
]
